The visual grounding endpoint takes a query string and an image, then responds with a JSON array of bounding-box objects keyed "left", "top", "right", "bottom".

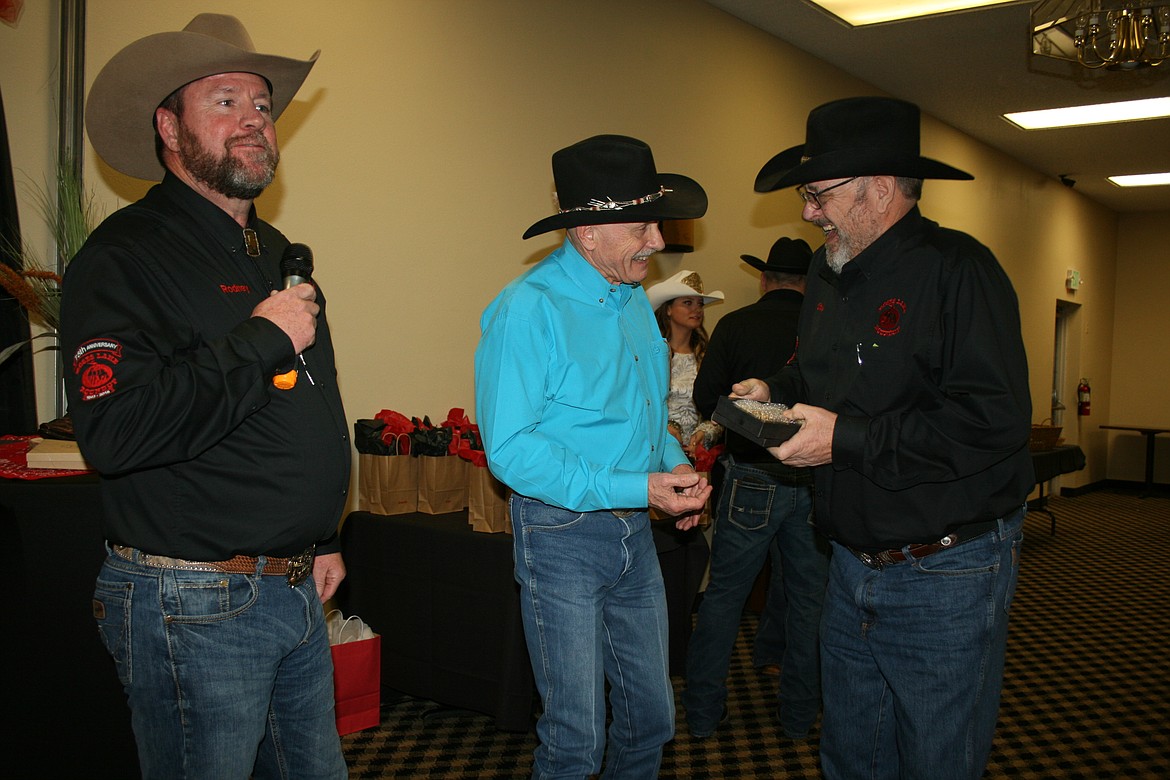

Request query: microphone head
[{"left": 280, "top": 243, "right": 314, "bottom": 282}]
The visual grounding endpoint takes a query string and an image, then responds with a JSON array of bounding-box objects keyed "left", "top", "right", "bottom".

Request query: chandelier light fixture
[{"left": 1032, "top": 1, "right": 1170, "bottom": 70}]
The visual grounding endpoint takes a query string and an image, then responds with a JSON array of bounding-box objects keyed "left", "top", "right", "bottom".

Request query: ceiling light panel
[
  {"left": 1109, "top": 172, "right": 1170, "bottom": 187},
  {"left": 809, "top": 1, "right": 1019, "bottom": 26},
  {"left": 1003, "top": 97, "right": 1170, "bottom": 129}
]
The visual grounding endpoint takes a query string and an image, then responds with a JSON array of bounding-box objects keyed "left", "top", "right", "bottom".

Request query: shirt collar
[
  {"left": 157, "top": 172, "right": 264, "bottom": 259},
  {"left": 551, "top": 238, "right": 638, "bottom": 306}
]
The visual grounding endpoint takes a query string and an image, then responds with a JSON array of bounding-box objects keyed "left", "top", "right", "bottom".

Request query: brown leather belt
[
  {"left": 112, "top": 544, "right": 316, "bottom": 587},
  {"left": 847, "top": 519, "right": 998, "bottom": 570}
]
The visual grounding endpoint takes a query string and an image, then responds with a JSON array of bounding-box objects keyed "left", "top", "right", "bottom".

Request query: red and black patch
[
  {"left": 874, "top": 298, "right": 906, "bottom": 337},
  {"left": 72, "top": 339, "right": 123, "bottom": 402}
]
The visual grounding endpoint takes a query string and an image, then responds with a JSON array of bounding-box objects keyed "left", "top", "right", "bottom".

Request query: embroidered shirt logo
[
  {"left": 73, "top": 339, "right": 123, "bottom": 402},
  {"left": 220, "top": 284, "right": 251, "bottom": 294},
  {"left": 875, "top": 298, "right": 906, "bottom": 337}
]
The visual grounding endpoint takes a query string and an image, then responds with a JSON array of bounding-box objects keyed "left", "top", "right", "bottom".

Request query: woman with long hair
[{"left": 646, "top": 269, "right": 724, "bottom": 457}]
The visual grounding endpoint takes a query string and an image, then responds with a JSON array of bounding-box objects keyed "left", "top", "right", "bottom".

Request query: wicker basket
[{"left": 1029, "top": 421, "right": 1063, "bottom": 452}]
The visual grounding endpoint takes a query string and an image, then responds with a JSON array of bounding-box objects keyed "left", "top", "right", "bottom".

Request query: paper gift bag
[
  {"left": 357, "top": 452, "right": 418, "bottom": 515},
  {"left": 417, "top": 454, "right": 469, "bottom": 514},
  {"left": 327, "top": 611, "right": 381, "bottom": 736},
  {"left": 468, "top": 465, "right": 511, "bottom": 534}
]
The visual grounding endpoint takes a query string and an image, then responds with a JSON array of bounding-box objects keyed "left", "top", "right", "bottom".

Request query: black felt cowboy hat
[
  {"left": 523, "top": 135, "right": 708, "bottom": 239},
  {"left": 741, "top": 236, "right": 812, "bottom": 275},
  {"left": 85, "top": 14, "right": 319, "bottom": 181},
  {"left": 754, "top": 97, "right": 973, "bottom": 193}
]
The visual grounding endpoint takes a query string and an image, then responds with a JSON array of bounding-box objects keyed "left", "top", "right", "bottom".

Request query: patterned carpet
[{"left": 341, "top": 489, "right": 1170, "bottom": 778}]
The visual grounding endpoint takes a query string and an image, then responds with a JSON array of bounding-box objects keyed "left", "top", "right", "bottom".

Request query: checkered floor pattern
[{"left": 342, "top": 489, "right": 1170, "bottom": 778}]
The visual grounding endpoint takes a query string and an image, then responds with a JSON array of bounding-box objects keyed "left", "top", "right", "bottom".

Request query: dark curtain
[{"left": 0, "top": 84, "right": 39, "bottom": 434}]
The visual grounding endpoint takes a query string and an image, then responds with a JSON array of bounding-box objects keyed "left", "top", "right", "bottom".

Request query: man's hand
[
  {"left": 730, "top": 378, "right": 770, "bottom": 401},
  {"left": 312, "top": 551, "right": 346, "bottom": 603},
  {"left": 768, "top": 403, "right": 836, "bottom": 467},
  {"left": 253, "top": 284, "right": 319, "bottom": 354},
  {"left": 649, "top": 466, "right": 712, "bottom": 531}
]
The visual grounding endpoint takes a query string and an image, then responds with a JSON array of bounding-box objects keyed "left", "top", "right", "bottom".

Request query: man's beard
[
  {"left": 177, "top": 122, "right": 278, "bottom": 200},
  {"left": 825, "top": 182, "right": 882, "bottom": 275}
]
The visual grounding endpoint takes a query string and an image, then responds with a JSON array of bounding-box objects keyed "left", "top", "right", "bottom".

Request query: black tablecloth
[
  {"left": 1, "top": 474, "right": 141, "bottom": 778},
  {"left": 1032, "top": 444, "right": 1087, "bottom": 483},
  {"left": 337, "top": 510, "right": 709, "bottom": 732}
]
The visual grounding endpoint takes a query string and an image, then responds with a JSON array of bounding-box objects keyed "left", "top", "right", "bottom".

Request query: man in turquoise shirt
[{"left": 475, "top": 135, "right": 711, "bottom": 778}]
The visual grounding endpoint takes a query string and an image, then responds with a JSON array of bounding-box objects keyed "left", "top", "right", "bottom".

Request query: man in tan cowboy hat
[
  {"left": 684, "top": 236, "right": 830, "bottom": 741},
  {"left": 61, "top": 15, "right": 348, "bottom": 778},
  {"left": 475, "top": 134, "right": 712, "bottom": 778},
  {"left": 734, "top": 97, "right": 1032, "bottom": 779}
]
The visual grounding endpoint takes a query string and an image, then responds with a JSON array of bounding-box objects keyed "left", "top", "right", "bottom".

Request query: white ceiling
[{"left": 706, "top": 0, "right": 1170, "bottom": 213}]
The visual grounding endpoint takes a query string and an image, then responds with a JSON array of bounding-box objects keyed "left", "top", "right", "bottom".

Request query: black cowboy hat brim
[
  {"left": 523, "top": 173, "right": 708, "bottom": 240},
  {"left": 755, "top": 144, "right": 972, "bottom": 193}
]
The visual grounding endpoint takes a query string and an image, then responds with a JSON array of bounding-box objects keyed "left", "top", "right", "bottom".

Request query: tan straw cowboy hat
[{"left": 85, "top": 13, "right": 319, "bottom": 181}]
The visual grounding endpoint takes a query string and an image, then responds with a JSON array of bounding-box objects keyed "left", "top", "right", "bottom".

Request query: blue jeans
[
  {"left": 511, "top": 495, "right": 674, "bottom": 779},
  {"left": 682, "top": 457, "right": 829, "bottom": 737},
  {"left": 819, "top": 508, "right": 1025, "bottom": 780},
  {"left": 93, "top": 547, "right": 347, "bottom": 780}
]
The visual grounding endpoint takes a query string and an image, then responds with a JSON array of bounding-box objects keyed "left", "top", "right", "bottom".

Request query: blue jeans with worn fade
[
  {"left": 819, "top": 507, "right": 1025, "bottom": 780},
  {"left": 93, "top": 546, "right": 347, "bottom": 780},
  {"left": 511, "top": 494, "right": 674, "bottom": 779},
  {"left": 682, "top": 457, "right": 829, "bottom": 738}
]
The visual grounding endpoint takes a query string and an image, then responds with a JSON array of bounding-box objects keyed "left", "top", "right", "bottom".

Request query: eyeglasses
[{"left": 796, "top": 177, "right": 858, "bottom": 210}]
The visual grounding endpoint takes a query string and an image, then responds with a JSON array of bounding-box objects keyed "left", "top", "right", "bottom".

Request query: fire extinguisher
[{"left": 1077, "top": 378, "right": 1091, "bottom": 416}]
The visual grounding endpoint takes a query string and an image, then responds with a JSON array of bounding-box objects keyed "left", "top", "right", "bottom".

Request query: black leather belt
[{"left": 846, "top": 519, "right": 998, "bottom": 570}]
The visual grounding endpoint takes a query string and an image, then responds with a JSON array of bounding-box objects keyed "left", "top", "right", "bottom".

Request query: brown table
[{"left": 1099, "top": 425, "right": 1170, "bottom": 497}]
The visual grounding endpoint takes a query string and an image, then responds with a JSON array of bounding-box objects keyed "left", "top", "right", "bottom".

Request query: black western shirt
[
  {"left": 694, "top": 288, "right": 809, "bottom": 483},
  {"left": 61, "top": 174, "right": 350, "bottom": 561},
  {"left": 766, "top": 208, "right": 1033, "bottom": 551}
]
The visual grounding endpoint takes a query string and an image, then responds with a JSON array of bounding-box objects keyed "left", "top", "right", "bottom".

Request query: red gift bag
[{"left": 328, "top": 612, "right": 381, "bottom": 735}]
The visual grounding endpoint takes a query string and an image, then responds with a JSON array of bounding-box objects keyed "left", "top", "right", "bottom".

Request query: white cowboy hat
[{"left": 646, "top": 270, "right": 724, "bottom": 311}]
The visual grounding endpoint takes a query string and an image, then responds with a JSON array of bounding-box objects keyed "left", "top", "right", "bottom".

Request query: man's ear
[
  {"left": 870, "top": 175, "right": 898, "bottom": 212},
  {"left": 155, "top": 107, "right": 180, "bottom": 154},
  {"left": 571, "top": 224, "right": 596, "bottom": 251}
]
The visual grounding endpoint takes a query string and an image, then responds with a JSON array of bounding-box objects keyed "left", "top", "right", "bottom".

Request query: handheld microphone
[
  {"left": 281, "top": 243, "right": 314, "bottom": 289},
  {"left": 273, "top": 243, "right": 316, "bottom": 391}
]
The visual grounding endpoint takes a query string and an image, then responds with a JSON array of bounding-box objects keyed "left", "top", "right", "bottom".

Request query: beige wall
[
  {"left": 3, "top": 0, "right": 1164, "bottom": 495},
  {"left": 1104, "top": 212, "right": 1170, "bottom": 483}
]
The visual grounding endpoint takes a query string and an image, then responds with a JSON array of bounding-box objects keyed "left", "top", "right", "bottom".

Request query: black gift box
[{"left": 711, "top": 395, "right": 802, "bottom": 448}]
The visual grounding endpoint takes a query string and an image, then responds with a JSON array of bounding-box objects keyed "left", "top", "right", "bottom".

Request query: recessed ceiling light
[
  {"left": 808, "top": 1, "right": 1017, "bottom": 26},
  {"left": 1109, "top": 172, "right": 1170, "bottom": 188},
  {"left": 1003, "top": 97, "right": 1170, "bottom": 130}
]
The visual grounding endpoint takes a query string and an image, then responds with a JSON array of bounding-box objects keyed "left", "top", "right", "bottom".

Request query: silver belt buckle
[
  {"left": 286, "top": 545, "right": 315, "bottom": 587},
  {"left": 611, "top": 509, "right": 636, "bottom": 519}
]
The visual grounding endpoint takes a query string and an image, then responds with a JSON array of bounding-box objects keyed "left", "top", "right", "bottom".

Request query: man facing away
[
  {"left": 684, "top": 236, "right": 830, "bottom": 740},
  {"left": 735, "top": 96, "right": 1033, "bottom": 779},
  {"left": 61, "top": 15, "right": 349, "bottom": 779},
  {"left": 475, "top": 134, "right": 712, "bottom": 779}
]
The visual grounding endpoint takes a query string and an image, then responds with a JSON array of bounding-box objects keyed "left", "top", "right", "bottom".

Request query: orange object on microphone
[{"left": 273, "top": 369, "right": 298, "bottom": 390}]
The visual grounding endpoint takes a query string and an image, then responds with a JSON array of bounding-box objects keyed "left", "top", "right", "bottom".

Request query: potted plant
[{"left": 0, "top": 161, "right": 100, "bottom": 365}]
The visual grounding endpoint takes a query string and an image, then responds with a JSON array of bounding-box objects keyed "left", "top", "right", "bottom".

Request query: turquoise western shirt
[{"left": 474, "top": 239, "right": 688, "bottom": 512}]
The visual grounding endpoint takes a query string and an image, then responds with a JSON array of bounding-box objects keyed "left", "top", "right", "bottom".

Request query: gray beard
[
  {"left": 177, "top": 124, "right": 278, "bottom": 200},
  {"left": 826, "top": 243, "right": 850, "bottom": 274}
]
